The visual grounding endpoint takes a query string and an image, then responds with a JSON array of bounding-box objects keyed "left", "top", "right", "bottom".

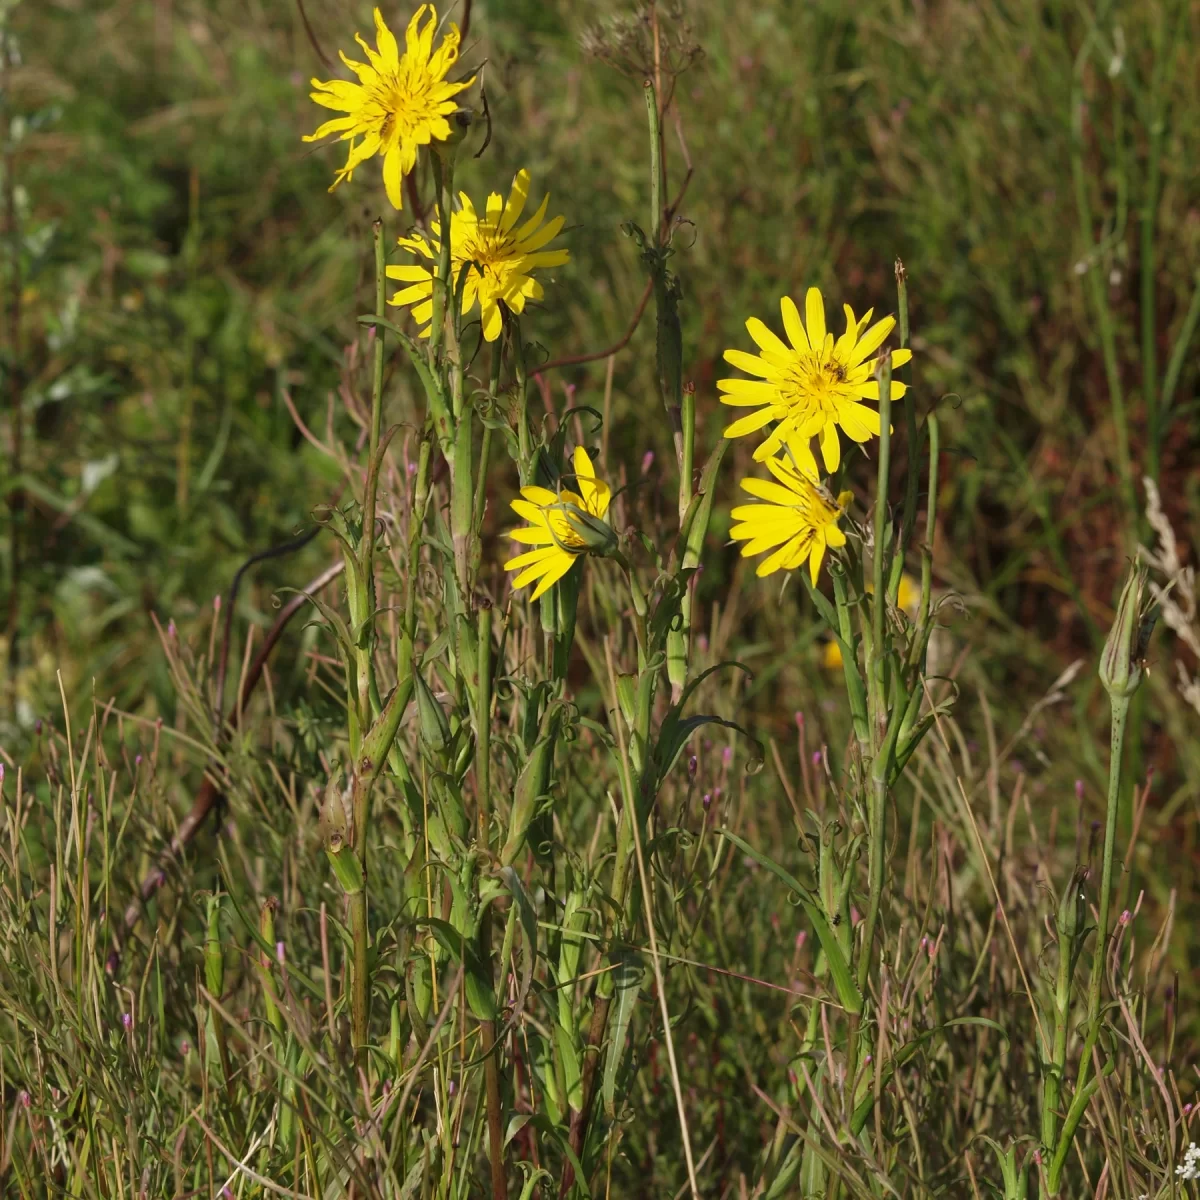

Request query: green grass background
[{"left": 3, "top": 0, "right": 1200, "bottom": 1190}]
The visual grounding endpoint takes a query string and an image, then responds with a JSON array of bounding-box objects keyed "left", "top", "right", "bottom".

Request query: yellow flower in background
[
  {"left": 821, "top": 572, "right": 920, "bottom": 669},
  {"left": 504, "top": 447, "right": 613, "bottom": 600},
  {"left": 729, "top": 455, "right": 851, "bottom": 584},
  {"left": 719, "top": 287, "right": 912, "bottom": 474},
  {"left": 303, "top": 6, "right": 474, "bottom": 209},
  {"left": 388, "top": 170, "right": 569, "bottom": 341}
]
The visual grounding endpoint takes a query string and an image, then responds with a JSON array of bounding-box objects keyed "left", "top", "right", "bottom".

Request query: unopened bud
[
  {"left": 1099, "top": 563, "right": 1155, "bottom": 700},
  {"left": 414, "top": 669, "right": 452, "bottom": 756}
]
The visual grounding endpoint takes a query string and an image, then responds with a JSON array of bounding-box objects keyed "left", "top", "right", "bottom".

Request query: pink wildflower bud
[
  {"left": 795, "top": 931, "right": 807, "bottom": 951},
  {"left": 641, "top": 450, "right": 654, "bottom": 474},
  {"left": 1075, "top": 778, "right": 1084, "bottom": 799},
  {"left": 1119, "top": 909, "right": 1132, "bottom": 926},
  {"left": 794, "top": 711, "right": 804, "bottom": 729},
  {"left": 276, "top": 941, "right": 286, "bottom": 964},
  {"left": 213, "top": 594, "right": 221, "bottom": 613},
  {"left": 121, "top": 1012, "right": 132, "bottom": 1031}
]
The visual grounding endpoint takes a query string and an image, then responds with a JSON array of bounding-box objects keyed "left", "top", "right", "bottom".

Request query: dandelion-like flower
[
  {"left": 504, "top": 447, "right": 613, "bottom": 600},
  {"left": 719, "top": 287, "right": 912, "bottom": 473},
  {"left": 388, "top": 170, "right": 569, "bottom": 341},
  {"left": 729, "top": 455, "right": 850, "bottom": 583},
  {"left": 303, "top": 6, "right": 474, "bottom": 210}
]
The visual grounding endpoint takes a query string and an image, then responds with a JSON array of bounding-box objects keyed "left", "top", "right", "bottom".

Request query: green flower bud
[
  {"left": 1099, "top": 563, "right": 1155, "bottom": 700},
  {"left": 415, "top": 669, "right": 453, "bottom": 757},
  {"left": 1055, "top": 868, "right": 1087, "bottom": 943}
]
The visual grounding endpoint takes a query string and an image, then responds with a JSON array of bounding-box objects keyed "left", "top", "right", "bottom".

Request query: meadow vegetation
[{"left": 2, "top": 0, "right": 1200, "bottom": 1196}]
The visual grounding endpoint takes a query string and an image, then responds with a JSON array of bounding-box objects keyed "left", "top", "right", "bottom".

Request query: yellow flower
[
  {"left": 303, "top": 6, "right": 474, "bottom": 210},
  {"left": 719, "top": 287, "right": 912, "bottom": 473},
  {"left": 821, "top": 572, "right": 920, "bottom": 669},
  {"left": 388, "top": 170, "right": 569, "bottom": 341},
  {"left": 504, "top": 447, "right": 613, "bottom": 600},
  {"left": 729, "top": 455, "right": 850, "bottom": 584}
]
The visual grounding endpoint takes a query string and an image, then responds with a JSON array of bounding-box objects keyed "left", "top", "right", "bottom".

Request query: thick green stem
[
  {"left": 1086, "top": 696, "right": 1129, "bottom": 1029},
  {"left": 347, "top": 219, "right": 389, "bottom": 1061},
  {"left": 1048, "top": 696, "right": 1130, "bottom": 1191},
  {"left": 858, "top": 358, "right": 893, "bottom": 995}
]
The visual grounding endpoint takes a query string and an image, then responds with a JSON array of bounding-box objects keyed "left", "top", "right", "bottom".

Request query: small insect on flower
[
  {"left": 719, "top": 287, "right": 911, "bottom": 473},
  {"left": 504, "top": 447, "right": 614, "bottom": 600},
  {"left": 729, "top": 455, "right": 851, "bottom": 583},
  {"left": 303, "top": 6, "right": 474, "bottom": 210},
  {"left": 389, "top": 169, "right": 568, "bottom": 341}
]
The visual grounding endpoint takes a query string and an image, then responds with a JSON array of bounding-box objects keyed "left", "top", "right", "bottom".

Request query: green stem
[
  {"left": 1070, "top": 41, "right": 1136, "bottom": 528},
  {"left": 1049, "top": 695, "right": 1130, "bottom": 1190},
  {"left": 1086, "top": 695, "right": 1128, "bottom": 1029},
  {"left": 858, "top": 358, "right": 893, "bottom": 995},
  {"left": 347, "top": 219, "right": 388, "bottom": 1063}
]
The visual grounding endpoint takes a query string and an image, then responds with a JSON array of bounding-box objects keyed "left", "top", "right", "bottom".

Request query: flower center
[
  {"left": 782, "top": 352, "right": 848, "bottom": 415},
  {"left": 457, "top": 228, "right": 518, "bottom": 289},
  {"left": 373, "top": 75, "right": 439, "bottom": 140}
]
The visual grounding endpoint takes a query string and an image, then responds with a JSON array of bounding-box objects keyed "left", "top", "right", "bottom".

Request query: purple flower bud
[
  {"left": 722, "top": 746, "right": 733, "bottom": 767},
  {"left": 794, "top": 711, "right": 804, "bottom": 729},
  {"left": 919, "top": 936, "right": 929, "bottom": 950},
  {"left": 135, "top": 754, "right": 142, "bottom": 767},
  {"left": 276, "top": 941, "right": 286, "bottom": 964},
  {"left": 794, "top": 931, "right": 806, "bottom": 951},
  {"left": 702, "top": 792, "right": 711, "bottom": 810},
  {"left": 1119, "top": 909, "right": 1131, "bottom": 926},
  {"left": 865, "top": 1054, "right": 872, "bottom": 1063},
  {"left": 180, "top": 1040, "right": 190, "bottom": 1056},
  {"left": 448, "top": 1079, "right": 457, "bottom": 1097},
  {"left": 407, "top": 460, "right": 418, "bottom": 475},
  {"left": 0, "top": 764, "right": 4, "bottom": 786},
  {"left": 18, "top": 1090, "right": 30, "bottom": 1109},
  {"left": 367, "top": 323, "right": 376, "bottom": 341},
  {"left": 167, "top": 619, "right": 176, "bottom": 638},
  {"left": 1075, "top": 778, "right": 1084, "bottom": 799},
  {"left": 687, "top": 755, "right": 697, "bottom": 778},
  {"left": 812, "top": 751, "right": 822, "bottom": 767},
  {"left": 1185, "top": 1102, "right": 1193, "bottom": 1116},
  {"left": 641, "top": 450, "right": 654, "bottom": 474},
  {"left": 697, "top": 634, "right": 708, "bottom": 653},
  {"left": 121, "top": 1012, "right": 132, "bottom": 1031},
  {"left": 213, "top": 594, "right": 221, "bottom": 613}
]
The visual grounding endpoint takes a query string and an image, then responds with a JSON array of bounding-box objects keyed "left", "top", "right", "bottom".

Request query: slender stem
[
  {"left": 3, "top": 29, "right": 22, "bottom": 717},
  {"left": 858, "top": 358, "right": 893, "bottom": 996},
  {"left": 894, "top": 260, "right": 919, "bottom": 579},
  {"left": 1086, "top": 696, "right": 1129, "bottom": 1029},
  {"left": 347, "top": 219, "right": 388, "bottom": 1063},
  {"left": 1041, "top": 902, "right": 1074, "bottom": 1151},
  {"left": 1070, "top": 42, "right": 1136, "bottom": 527},
  {"left": 1049, "top": 695, "right": 1130, "bottom": 1190}
]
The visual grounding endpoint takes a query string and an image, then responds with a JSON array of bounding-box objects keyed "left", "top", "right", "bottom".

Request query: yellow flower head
[
  {"left": 719, "top": 287, "right": 912, "bottom": 474},
  {"left": 729, "top": 454, "right": 850, "bottom": 584},
  {"left": 388, "top": 170, "right": 569, "bottom": 341},
  {"left": 504, "top": 447, "right": 613, "bottom": 600},
  {"left": 303, "top": 6, "right": 474, "bottom": 210}
]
